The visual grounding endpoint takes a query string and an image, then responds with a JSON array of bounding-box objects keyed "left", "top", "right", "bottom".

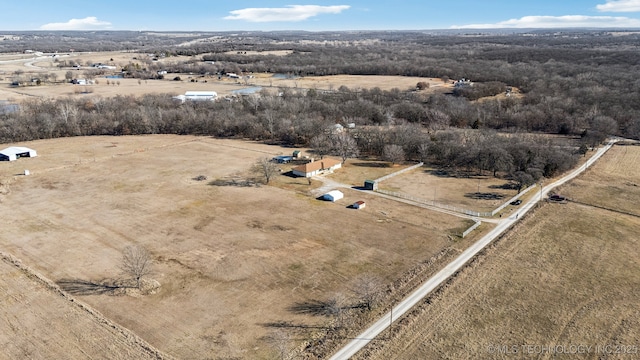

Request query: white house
[
  {"left": 322, "top": 190, "right": 344, "bottom": 202},
  {"left": 0, "top": 146, "right": 37, "bottom": 161},
  {"left": 292, "top": 157, "right": 342, "bottom": 178}
]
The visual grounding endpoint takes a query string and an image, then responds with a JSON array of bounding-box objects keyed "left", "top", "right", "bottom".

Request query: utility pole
[{"left": 539, "top": 182, "right": 543, "bottom": 201}]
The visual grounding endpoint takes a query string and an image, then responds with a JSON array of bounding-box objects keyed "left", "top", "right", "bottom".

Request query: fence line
[
  {"left": 374, "top": 162, "right": 424, "bottom": 183},
  {"left": 375, "top": 189, "right": 492, "bottom": 217},
  {"left": 372, "top": 162, "right": 538, "bottom": 218},
  {"left": 462, "top": 221, "right": 482, "bottom": 238},
  {"left": 491, "top": 184, "right": 536, "bottom": 216}
]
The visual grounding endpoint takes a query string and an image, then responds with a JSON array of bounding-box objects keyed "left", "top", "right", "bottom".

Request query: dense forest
[{"left": 1, "top": 30, "right": 639, "bottom": 186}]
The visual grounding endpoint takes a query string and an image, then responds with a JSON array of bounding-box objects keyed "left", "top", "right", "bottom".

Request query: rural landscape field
[
  {"left": 0, "top": 135, "right": 481, "bottom": 358},
  {"left": 1, "top": 27, "right": 640, "bottom": 360},
  {"left": 355, "top": 145, "right": 640, "bottom": 359}
]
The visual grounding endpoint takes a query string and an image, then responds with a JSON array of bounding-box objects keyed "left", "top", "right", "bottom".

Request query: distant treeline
[
  {"left": 2, "top": 30, "right": 638, "bottom": 185},
  {"left": 2, "top": 89, "right": 582, "bottom": 188}
]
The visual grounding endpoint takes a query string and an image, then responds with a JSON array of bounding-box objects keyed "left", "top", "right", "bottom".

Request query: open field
[
  {"left": 0, "top": 251, "right": 171, "bottom": 359},
  {"left": 357, "top": 144, "right": 640, "bottom": 359},
  {"left": 0, "top": 50, "right": 450, "bottom": 103},
  {"left": 560, "top": 144, "right": 640, "bottom": 216},
  {"left": 379, "top": 166, "right": 522, "bottom": 213},
  {"left": 0, "top": 135, "right": 470, "bottom": 359},
  {"left": 326, "top": 160, "right": 411, "bottom": 187},
  {"left": 248, "top": 73, "right": 450, "bottom": 93}
]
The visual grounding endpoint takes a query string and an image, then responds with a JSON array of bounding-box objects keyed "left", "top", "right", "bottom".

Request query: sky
[{"left": 2, "top": 0, "right": 640, "bottom": 31}]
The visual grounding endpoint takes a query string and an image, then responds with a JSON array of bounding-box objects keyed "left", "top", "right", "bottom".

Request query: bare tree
[
  {"left": 350, "top": 274, "right": 384, "bottom": 311},
  {"left": 121, "top": 245, "right": 153, "bottom": 289},
  {"left": 310, "top": 134, "right": 333, "bottom": 159},
  {"left": 512, "top": 171, "right": 535, "bottom": 193},
  {"left": 327, "top": 292, "right": 348, "bottom": 329},
  {"left": 418, "top": 141, "right": 431, "bottom": 163},
  {"left": 266, "top": 329, "right": 294, "bottom": 360},
  {"left": 330, "top": 132, "right": 359, "bottom": 164},
  {"left": 416, "top": 81, "right": 430, "bottom": 90},
  {"left": 254, "top": 157, "right": 280, "bottom": 184},
  {"left": 383, "top": 144, "right": 405, "bottom": 165}
]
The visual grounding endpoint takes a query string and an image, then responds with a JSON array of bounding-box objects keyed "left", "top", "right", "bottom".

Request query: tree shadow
[
  {"left": 489, "top": 182, "right": 518, "bottom": 190},
  {"left": 57, "top": 278, "right": 130, "bottom": 296},
  {"left": 428, "top": 169, "right": 484, "bottom": 179},
  {"left": 350, "top": 162, "right": 390, "bottom": 168},
  {"left": 260, "top": 321, "right": 331, "bottom": 330},
  {"left": 428, "top": 169, "right": 451, "bottom": 177},
  {"left": 464, "top": 192, "right": 505, "bottom": 200},
  {"left": 288, "top": 299, "right": 337, "bottom": 317},
  {"left": 208, "top": 178, "right": 259, "bottom": 187}
]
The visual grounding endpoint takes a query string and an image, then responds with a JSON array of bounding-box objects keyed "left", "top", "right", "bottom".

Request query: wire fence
[
  {"left": 462, "top": 221, "right": 482, "bottom": 238},
  {"left": 372, "top": 162, "right": 538, "bottom": 218},
  {"left": 374, "top": 162, "right": 424, "bottom": 183},
  {"left": 375, "top": 189, "right": 492, "bottom": 217}
]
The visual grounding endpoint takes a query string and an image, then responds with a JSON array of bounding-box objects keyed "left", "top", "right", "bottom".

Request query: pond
[
  {"left": 232, "top": 87, "right": 263, "bottom": 95},
  {"left": 272, "top": 73, "right": 299, "bottom": 79}
]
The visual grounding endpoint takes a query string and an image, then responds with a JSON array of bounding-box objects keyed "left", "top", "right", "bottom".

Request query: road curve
[{"left": 329, "top": 140, "right": 616, "bottom": 360}]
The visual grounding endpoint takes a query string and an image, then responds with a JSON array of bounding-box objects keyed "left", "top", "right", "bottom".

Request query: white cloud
[
  {"left": 224, "top": 5, "right": 350, "bottom": 22},
  {"left": 597, "top": 0, "right": 640, "bottom": 12},
  {"left": 451, "top": 15, "right": 640, "bottom": 29},
  {"left": 40, "top": 17, "right": 111, "bottom": 30}
]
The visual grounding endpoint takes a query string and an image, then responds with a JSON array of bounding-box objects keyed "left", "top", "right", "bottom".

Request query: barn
[
  {"left": 322, "top": 190, "right": 344, "bottom": 202},
  {"left": 0, "top": 146, "right": 37, "bottom": 161},
  {"left": 292, "top": 157, "right": 342, "bottom": 178},
  {"left": 173, "top": 91, "right": 218, "bottom": 103},
  {"left": 352, "top": 201, "right": 366, "bottom": 209}
]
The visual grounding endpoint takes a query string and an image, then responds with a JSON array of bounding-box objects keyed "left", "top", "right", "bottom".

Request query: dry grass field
[
  {"left": 560, "top": 144, "right": 640, "bottom": 216},
  {"left": 379, "top": 166, "right": 523, "bottom": 213},
  {"left": 0, "top": 251, "right": 170, "bottom": 359},
  {"left": 0, "top": 51, "right": 450, "bottom": 103},
  {"left": 0, "top": 135, "right": 471, "bottom": 359},
  {"left": 325, "top": 160, "right": 411, "bottom": 187},
  {"left": 356, "top": 144, "right": 640, "bottom": 359}
]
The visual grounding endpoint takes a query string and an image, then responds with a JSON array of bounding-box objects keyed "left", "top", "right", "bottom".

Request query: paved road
[{"left": 329, "top": 140, "right": 616, "bottom": 360}]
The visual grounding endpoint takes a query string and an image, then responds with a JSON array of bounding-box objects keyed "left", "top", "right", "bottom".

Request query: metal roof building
[{"left": 0, "top": 146, "right": 37, "bottom": 161}]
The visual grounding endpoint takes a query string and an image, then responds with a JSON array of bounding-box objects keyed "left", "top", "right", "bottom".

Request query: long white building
[
  {"left": 173, "top": 91, "right": 218, "bottom": 103},
  {"left": 0, "top": 146, "right": 37, "bottom": 161}
]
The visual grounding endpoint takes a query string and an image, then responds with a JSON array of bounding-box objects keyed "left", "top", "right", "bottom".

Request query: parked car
[{"left": 510, "top": 199, "right": 522, "bottom": 205}]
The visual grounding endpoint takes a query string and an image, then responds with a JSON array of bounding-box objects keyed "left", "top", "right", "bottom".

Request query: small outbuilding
[
  {"left": 272, "top": 155, "right": 293, "bottom": 163},
  {"left": 352, "top": 201, "right": 366, "bottom": 209},
  {"left": 0, "top": 146, "right": 37, "bottom": 161},
  {"left": 322, "top": 190, "right": 344, "bottom": 202},
  {"left": 363, "top": 180, "right": 378, "bottom": 191}
]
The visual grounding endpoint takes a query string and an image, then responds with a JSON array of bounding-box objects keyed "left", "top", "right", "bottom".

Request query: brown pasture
[
  {"left": 0, "top": 251, "right": 171, "bottom": 359},
  {"left": 356, "top": 145, "right": 640, "bottom": 359},
  {"left": 0, "top": 50, "right": 450, "bottom": 103},
  {"left": 0, "top": 135, "right": 470, "bottom": 359},
  {"left": 378, "top": 166, "right": 522, "bottom": 213}
]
